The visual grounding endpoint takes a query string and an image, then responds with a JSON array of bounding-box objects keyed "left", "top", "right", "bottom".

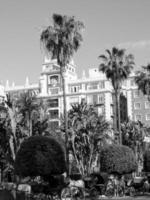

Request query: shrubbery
[
  {"left": 14, "top": 136, "right": 66, "bottom": 178},
  {"left": 144, "top": 150, "right": 150, "bottom": 172},
  {"left": 100, "top": 144, "right": 137, "bottom": 175}
]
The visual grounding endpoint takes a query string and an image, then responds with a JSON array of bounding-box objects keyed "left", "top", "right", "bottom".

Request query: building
[{"left": 1, "top": 57, "right": 150, "bottom": 128}]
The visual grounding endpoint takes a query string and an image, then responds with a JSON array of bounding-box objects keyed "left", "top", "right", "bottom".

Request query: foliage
[
  {"left": 143, "top": 150, "right": 150, "bottom": 172},
  {"left": 32, "top": 118, "right": 48, "bottom": 136},
  {"left": 135, "top": 64, "right": 150, "bottom": 101},
  {"left": 63, "top": 101, "right": 110, "bottom": 176},
  {"left": 41, "top": 14, "right": 84, "bottom": 173},
  {"left": 121, "top": 120, "right": 146, "bottom": 174},
  {"left": 121, "top": 120, "right": 145, "bottom": 151},
  {"left": 100, "top": 144, "right": 137, "bottom": 175},
  {"left": 40, "top": 14, "right": 84, "bottom": 67},
  {"left": 99, "top": 47, "right": 134, "bottom": 91},
  {"left": 16, "top": 91, "right": 40, "bottom": 136},
  {"left": 0, "top": 92, "right": 49, "bottom": 181},
  {"left": 14, "top": 136, "right": 66, "bottom": 178},
  {"left": 0, "top": 116, "right": 14, "bottom": 181},
  {"left": 32, "top": 99, "right": 49, "bottom": 136},
  {"left": 99, "top": 47, "right": 134, "bottom": 143}
]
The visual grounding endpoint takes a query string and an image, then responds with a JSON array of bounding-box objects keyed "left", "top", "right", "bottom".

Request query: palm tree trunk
[
  {"left": 115, "top": 91, "right": 122, "bottom": 144},
  {"left": 28, "top": 113, "right": 32, "bottom": 137},
  {"left": 117, "top": 92, "right": 122, "bottom": 144},
  {"left": 29, "top": 119, "right": 32, "bottom": 137},
  {"left": 8, "top": 107, "right": 17, "bottom": 161},
  {"left": 60, "top": 67, "right": 69, "bottom": 175}
]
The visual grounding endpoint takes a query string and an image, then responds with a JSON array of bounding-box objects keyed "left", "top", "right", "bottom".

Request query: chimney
[
  {"left": 25, "top": 76, "right": 29, "bottom": 87},
  {"left": 6, "top": 80, "right": 9, "bottom": 89}
]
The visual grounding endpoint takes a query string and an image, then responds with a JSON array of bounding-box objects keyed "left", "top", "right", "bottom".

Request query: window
[
  {"left": 98, "top": 94, "right": 104, "bottom": 103},
  {"left": 146, "top": 114, "right": 150, "bottom": 121},
  {"left": 47, "top": 99, "right": 59, "bottom": 107},
  {"left": 48, "top": 75, "right": 59, "bottom": 86},
  {"left": 48, "top": 109, "right": 59, "bottom": 119},
  {"left": 93, "top": 94, "right": 98, "bottom": 104},
  {"left": 134, "top": 90, "right": 140, "bottom": 98},
  {"left": 70, "top": 85, "right": 80, "bottom": 93},
  {"left": 134, "top": 102, "right": 141, "bottom": 110},
  {"left": 88, "top": 82, "right": 98, "bottom": 90},
  {"left": 145, "top": 101, "right": 150, "bottom": 109},
  {"left": 135, "top": 114, "right": 142, "bottom": 121},
  {"left": 99, "top": 81, "right": 105, "bottom": 89}
]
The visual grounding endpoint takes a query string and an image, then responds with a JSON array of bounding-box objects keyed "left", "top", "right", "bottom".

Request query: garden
[{"left": 1, "top": 13, "right": 150, "bottom": 200}]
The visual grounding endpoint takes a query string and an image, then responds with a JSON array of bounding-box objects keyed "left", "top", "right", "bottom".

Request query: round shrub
[
  {"left": 100, "top": 144, "right": 137, "bottom": 175},
  {"left": 14, "top": 136, "right": 66, "bottom": 178},
  {"left": 144, "top": 150, "right": 150, "bottom": 172}
]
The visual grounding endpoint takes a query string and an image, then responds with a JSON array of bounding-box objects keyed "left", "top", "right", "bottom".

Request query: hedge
[
  {"left": 100, "top": 144, "right": 137, "bottom": 175},
  {"left": 14, "top": 136, "right": 66, "bottom": 178},
  {"left": 144, "top": 150, "right": 150, "bottom": 172}
]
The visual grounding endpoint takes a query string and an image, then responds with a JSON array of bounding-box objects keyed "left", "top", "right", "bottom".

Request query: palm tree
[
  {"left": 121, "top": 120, "right": 145, "bottom": 175},
  {"left": 99, "top": 47, "right": 134, "bottom": 144},
  {"left": 40, "top": 14, "right": 84, "bottom": 172},
  {"left": 17, "top": 91, "right": 39, "bottom": 137},
  {"left": 135, "top": 64, "right": 150, "bottom": 101},
  {"left": 5, "top": 93, "right": 18, "bottom": 161},
  {"left": 66, "top": 101, "right": 110, "bottom": 176}
]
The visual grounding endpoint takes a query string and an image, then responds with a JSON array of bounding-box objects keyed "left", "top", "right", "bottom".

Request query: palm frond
[
  {"left": 53, "top": 14, "right": 64, "bottom": 27},
  {"left": 99, "top": 47, "right": 134, "bottom": 90},
  {"left": 40, "top": 14, "right": 84, "bottom": 66}
]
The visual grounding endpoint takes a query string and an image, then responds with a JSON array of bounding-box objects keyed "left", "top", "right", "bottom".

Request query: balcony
[
  {"left": 87, "top": 85, "right": 99, "bottom": 91},
  {"left": 48, "top": 88, "right": 59, "bottom": 95}
]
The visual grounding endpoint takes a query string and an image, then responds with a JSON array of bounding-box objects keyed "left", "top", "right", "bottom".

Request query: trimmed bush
[
  {"left": 144, "top": 150, "right": 150, "bottom": 172},
  {"left": 100, "top": 144, "right": 137, "bottom": 175},
  {"left": 15, "top": 136, "right": 66, "bottom": 178}
]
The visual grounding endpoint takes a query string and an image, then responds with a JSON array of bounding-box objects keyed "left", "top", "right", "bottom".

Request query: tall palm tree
[
  {"left": 135, "top": 64, "right": 150, "bottom": 101},
  {"left": 99, "top": 47, "right": 134, "bottom": 144},
  {"left": 40, "top": 14, "right": 84, "bottom": 172}
]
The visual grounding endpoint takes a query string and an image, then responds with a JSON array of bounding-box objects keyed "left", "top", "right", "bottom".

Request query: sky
[{"left": 0, "top": 0, "right": 150, "bottom": 85}]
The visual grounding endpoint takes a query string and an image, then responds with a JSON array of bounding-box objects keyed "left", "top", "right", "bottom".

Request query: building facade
[{"left": 1, "top": 58, "right": 150, "bottom": 127}]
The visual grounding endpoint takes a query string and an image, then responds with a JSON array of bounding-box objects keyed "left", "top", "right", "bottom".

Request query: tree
[
  {"left": 0, "top": 92, "right": 50, "bottom": 181},
  {"left": 135, "top": 64, "right": 150, "bottom": 101},
  {"left": 65, "top": 101, "right": 110, "bottom": 177},
  {"left": 16, "top": 91, "right": 39, "bottom": 137},
  {"left": 40, "top": 14, "right": 84, "bottom": 172},
  {"left": 5, "top": 93, "right": 19, "bottom": 161},
  {"left": 99, "top": 47, "right": 134, "bottom": 144},
  {"left": 143, "top": 150, "right": 150, "bottom": 172},
  {"left": 32, "top": 99, "right": 49, "bottom": 136},
  {"left": 121, "top": 120, "right": 146, "bottom": 175},
  {"left": 100, "top": 144, "right": 137, "bottom": 175},
  {"left": 0, "top": 115, "right": 14, "bottom": 181},
  {"left": 14, "top": 136, "right": 66, "bottom": 178}
]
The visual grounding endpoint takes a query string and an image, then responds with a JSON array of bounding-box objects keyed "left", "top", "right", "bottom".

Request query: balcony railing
[{"left": 48, "top": 88, "right": 59, "bottom": 95}]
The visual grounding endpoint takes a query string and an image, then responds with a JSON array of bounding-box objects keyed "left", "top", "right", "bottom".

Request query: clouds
[{"left": 117, "top": 40, "right": 150, "bottom": 49}]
